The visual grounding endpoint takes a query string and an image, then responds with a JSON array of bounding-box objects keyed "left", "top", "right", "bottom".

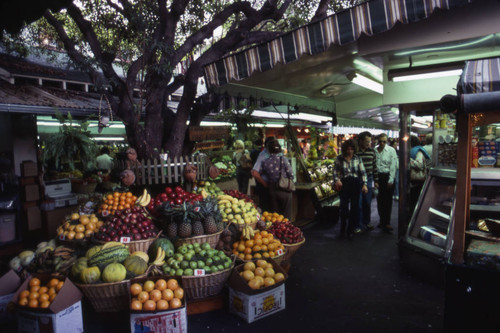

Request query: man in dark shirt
[{"left": 356, "top": 131, "right": 378, "bottom": 233}]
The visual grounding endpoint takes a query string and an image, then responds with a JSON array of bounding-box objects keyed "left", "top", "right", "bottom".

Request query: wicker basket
[
  {"left": 174, "top": 230, "right": 223, "bottom": 248},
  {"left": 93, "top": 232, "right": 160, "bottom": 253},
  {"left": 76, "top": 279, "right": 131, "bottom": 312},
  {"left": 234, "top": 221, "right": 257, "bottom": 231},
  {"left": 181, "top": 262, "right": 234, "bottom": 300},
  {"left": 282, "top": 238, "right": 306, "bottom": 262}
]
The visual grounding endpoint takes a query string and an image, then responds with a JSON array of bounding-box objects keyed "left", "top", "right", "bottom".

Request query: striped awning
[
  {"left": 204, "top": 0, "right": 473, "bottom": 89},
  {"left": 458, "top": 57, "right": 500, "bottom": 113}
]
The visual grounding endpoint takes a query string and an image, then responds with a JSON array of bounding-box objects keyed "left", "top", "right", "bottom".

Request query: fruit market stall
[{"left": 1, "top": 170, "right": 307, "bottom": 331}]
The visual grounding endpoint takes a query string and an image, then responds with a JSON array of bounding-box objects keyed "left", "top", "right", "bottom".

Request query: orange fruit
[
  {"left": 169, "top": 298, "right": 182, "bottom": 309},
  {"left": 274, "top": 272, "right": 285, "bottom": 283},
  {"left": 40, "top": 301, "right": 50, "bottom": 308},
  {"left": 149, "top": 289, "right": 162, "bottom": 302},
  {"left": 56, "top": 281, "right": 64, "bottom": 292},
  {"left": 155, "top": 279, "right": 167, "bottom": 291},
  {"left": 18, "top": 297, "right": 29, "bottom": 306},
  {"left": 156, "top": 299, "right": 169, "bottom": 310},
  {"left": 29, "top": 278, "right": 41, "bottom": 288},
  {"left": 143, "top": 280, "right": 155, "bottom": 292},
  {"left": 237, "top": 243, "right": 246, "bottom": 252},
  {"left": 143, "top": 300, "right": 156, "bottom": 311},
  {"left": 28, "top": 299, "right": 39, "bottom": 308},
  {"left": 48, "top": 287, "right": 57, "bottom": 296},
  {"left": 173, "top": 288, "right": 184, "bottom": 300},
  {"left": 166, "top": 279, "right": 178, "bottom": 291},
  {"left": 130, "top": 283, "right": 142, "bottom": 296},
  {"left": 244, "top": 254, "right": 253, "bottom": 260},
  {"left": 75, "top": 224, "right": 85, "bottom": 233},
  {"left": 20, "top": 290, "right": 30, "bottom": 299},
  {"left": 49, "top": 293, "right": 57, "bottom": 302},
  {"left": 161, "top": 289, "right": 174, "bottom": 301},
  {"left": 29, "top": 292, "right": 39, "bottom": 300},
  {"left": 130, "top": 300, "right": 142, "bottom": 311},
  {"left": 66, "top": 231, "right": 76, "bottom": 240},
  {"left": 39, "top": 294, "right": 50, "bottom": 303},
  {"left": 137, "top": 291, "right": 149, "bottom": 304},
  {"left": 75, "top": 232, "right": 85, "bottom": 240},
  {"left": 38, "top": 286, "right": 48, "bottom": 294},
  {"left": 80, "top": 216, "right": 90, "bottom": 225}
]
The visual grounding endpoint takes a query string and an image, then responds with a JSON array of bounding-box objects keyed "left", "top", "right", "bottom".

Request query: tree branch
[{"left": 312, "top": 0, "right": 331, "bottom": 22}]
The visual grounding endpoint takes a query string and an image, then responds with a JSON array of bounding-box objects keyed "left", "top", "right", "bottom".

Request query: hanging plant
[{"left": 42, "top": 111, "right": 98, "bottom": 172}]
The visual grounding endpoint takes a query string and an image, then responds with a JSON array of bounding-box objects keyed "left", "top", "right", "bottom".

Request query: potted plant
[{"left": 41, "top": 111, "right": 97, "bottom": 175}]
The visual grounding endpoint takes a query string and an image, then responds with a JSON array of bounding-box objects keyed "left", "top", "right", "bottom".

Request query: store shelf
[
  {"left": 470, "top": 204, "right": 500, "bottom": 212},
  {"left": 429, "top": 207, "right": 450, "bottom": 220}
]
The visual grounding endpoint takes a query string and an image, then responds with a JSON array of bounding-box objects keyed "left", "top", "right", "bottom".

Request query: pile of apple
[
  {"left": 148, "top": 186, "right": 203, "bottom": 212},
  {"left": 94, "top": 207, "right": 159, "bottom": 242},
  {"left": 222, "top": 189, "right": 255, "bottom": 206},
  {"left": 267, "top": 222, "right": 304, "bottom": 244}
]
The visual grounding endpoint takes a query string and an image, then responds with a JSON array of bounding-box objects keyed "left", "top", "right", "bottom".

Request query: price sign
[
  {"left": 276, "top": 249, "right": 284, "bottom": 256},
  {"left": 194, "top": 269, "right": 206, "bottom": 276},
  {"left": 120, "top": 237, "right": 131, "bottom": 243},
  {"left": 58, "top": 234, "right": 65, "bottom": 240},
  {"left": 194, "top": 207, "right": 200, "bottom": 212}
]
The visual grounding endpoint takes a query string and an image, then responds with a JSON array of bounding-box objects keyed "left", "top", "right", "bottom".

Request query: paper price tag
[
  {"left": 120, "top": 237, "right": 131, "bottom": 243},
  {"left": 276, "top": 249, "right": 284, "bottom": 255},
  {"left": 194, "top": 207, "right": 201, "bottom": 212},
  {"left": 194, "top": 269, "right": 206, "bottom": 276},
  {"left": 58, "top": 234, "right": 66, "bottom": 240}
]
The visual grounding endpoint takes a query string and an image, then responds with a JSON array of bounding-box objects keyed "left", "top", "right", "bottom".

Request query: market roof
[{"left": 203, "top": 0, "right": 500, "bottom": 129}]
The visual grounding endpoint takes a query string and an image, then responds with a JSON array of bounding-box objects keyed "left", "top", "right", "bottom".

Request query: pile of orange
[
  {"left": 18, "top": 277, "right": 64, "bottom": 308},
  {"left": 240, "top": 260, "right": 286, "bottom": 290},
  {"left": 232, "top": 230, "right": 285, "bottom": 261},
  {"left": 130, "top": 278, "right": 184, "bottom": 311},
  {"left": 98, "top": 191, "right": 138, "bottom": 215},
  {"left": 57, "top": 213, "right": 104, "bottom": 240},
  {"left": 261, "top": 211, "right": 289, "bottom": 224}
]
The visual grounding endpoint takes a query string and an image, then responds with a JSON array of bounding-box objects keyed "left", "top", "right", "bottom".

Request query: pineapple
[
  {"left": 178, "top": 220, "right": 192, "bottom": 238},
  {"left": 192, "top": 220, "right": 205, "bottom": 236},
  {"left": 166, "top": 221, "right": 178, "bottom": 239},
  {"left": 200, "top": 198, "right": 220, "bottom": 234},
  {"left": 203, "top": 215, "right": 218, "bottom": 235}
]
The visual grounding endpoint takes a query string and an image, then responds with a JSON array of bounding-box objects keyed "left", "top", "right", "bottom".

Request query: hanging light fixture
[
  {"left": 347, "top": 72, "right": 383, "bottom": 94},
  {"left": 388, "top": 62, "right": 464, "bottom": 82}
]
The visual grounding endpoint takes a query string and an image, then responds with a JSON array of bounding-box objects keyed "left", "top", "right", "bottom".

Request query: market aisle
[{"left": 187, "top": 202, "right": 445, "bottom": 333}]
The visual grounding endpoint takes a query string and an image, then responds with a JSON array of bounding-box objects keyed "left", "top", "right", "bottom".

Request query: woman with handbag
[
  {"left": 259, "top": 139, "right": 294, "bottom": 220},
  {"left": 409, "top": 135, "right": 430, "bottom": 216},
  {"left": 334, "top": 139, "right": 368, "bottom": 240}
]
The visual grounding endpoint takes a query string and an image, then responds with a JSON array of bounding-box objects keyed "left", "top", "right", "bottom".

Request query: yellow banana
[
  {"left": 102, "top": 241, "right": 125, "bottom": 250},
  {"left": 153, "top": 247, "right": 165, "bottom": 265},
  {"left": 217, "top": 195, "right": 234, "bottom": 201}
]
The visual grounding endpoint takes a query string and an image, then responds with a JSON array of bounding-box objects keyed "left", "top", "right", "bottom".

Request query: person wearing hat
[{"left": 259, "top": 139, "right": 294, "bottom": 220}]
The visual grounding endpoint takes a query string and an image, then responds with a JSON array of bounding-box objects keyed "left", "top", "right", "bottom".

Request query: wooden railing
[{"left": 118, "top": 154, "right": 209, "bottom": 186}]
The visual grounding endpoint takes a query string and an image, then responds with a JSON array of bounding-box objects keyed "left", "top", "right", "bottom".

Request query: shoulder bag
[{"left": 277, "top": 157, "right": 296, "bottom": 192}]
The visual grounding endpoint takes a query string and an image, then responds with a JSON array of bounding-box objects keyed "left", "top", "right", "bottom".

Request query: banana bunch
[
  {"left": 152, "top": 247, "right": 166, "bottom": 266},
  {"left": 148, "top": 265, "right": 164, "bottom": 276},
  {"left": 28, "top": 246, "right": 77, "bottom": 275},
  {"left": 102, "top": 241, "right": 127, "bottom": 250},
  {"left": 242, "top": 224, "right": 255, "bottom": 240},
  {"left": 136, "top": 189, "right": 152, "bottom": 207}
]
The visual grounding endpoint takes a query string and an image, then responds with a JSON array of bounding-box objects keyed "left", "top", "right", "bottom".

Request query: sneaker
[
  {"left": 354, "top": 228, "right": 363, "bottom": 234},
  {"left": 365, "top": 224, "right": 374, "bottom": 230}
]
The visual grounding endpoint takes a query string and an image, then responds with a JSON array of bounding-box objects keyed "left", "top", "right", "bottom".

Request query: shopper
[
  {"left": 333, "top": 139, "right": 368, "bottom": 240},
  {"left": 375, "top": 133, "right": 398, "bottom": 233},
  {"left": 123, "top": 147, "right": 142, "bottom": 186},
  {"left": 423, "top": 133, "right": 433, "bottom": 168},
  {"left": 355, "top": 131, "right": 378, "bottom": 233},
  {"left": 259, "top": 140, "right": 294, "bottom": 220},
  {"left": 95, "top": 147, "right": 113, "bottom": 173},
  {"left": 250, "top": 138, "right": 263, "bottom": 164},
  {"left": 390, "top": 140, "right": 400, "bottom": 201},
  {"left": 251, "top": 136, "right": 276, "bottom": 212},
  {"left": 233, "top": 139, "right": 252, "bottom": 194},
  {"left": 409, "top": 135, "right": 431, "bottom": 216}
]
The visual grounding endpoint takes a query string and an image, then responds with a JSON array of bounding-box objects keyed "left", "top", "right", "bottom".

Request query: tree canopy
[{"left": 2, "top": 0, "right": 362, "bottom": 158}]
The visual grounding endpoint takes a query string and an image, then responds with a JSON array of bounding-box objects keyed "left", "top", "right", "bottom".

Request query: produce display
[
  {"left": 231, "top": 230, "right": 285, "bottom": 261},
  {"left": 157, "top": 197, "right": 224, "bottom": 239},
  {"left": 94, "top": 206, "right": 159, "bottom": 242},
  {"left": 98, "top": 191, "right": 139, "bottom": 216},
  {"left": 130, "top": 278, "right": 184, "bottom": 311},
  {"left": 239, "top": 260, "right": 285, "bottom": 290},
  {"left": 9, "top": 239, "right": 57, "bottom": 272},
  {"left": 192, "top": 181, "right": 224, "bottom": 198},
  {"left": 148, "top": 186, "right": 204, "bottom": 212},
  {"left": 217, "top": 194, "right": 259, "bottom": 226},
  {"left": 17, "top": 277, "right": 64, "bottom": 308},
  {"left": 57, "top": 213, "right": 104, "bottom": 241},
  {"left": 261, "top": 211, "right": 289, "bottom": 228},
  {"left": 161, "top": 242, "right": 233, "bottom": 276},
  {"left": 267, "top": 222, "right": 304, "bottom": 244},
  {"left": 222, "top": 189, "right": 255, "bottom": 206}
]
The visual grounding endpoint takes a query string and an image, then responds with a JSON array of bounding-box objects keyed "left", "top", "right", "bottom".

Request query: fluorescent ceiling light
[
  {"left": 348, "top": 72, "right": 383, "bottom": 94},
  {"left": 92, "top": 137, "right": 126, "bottom": 141},
  {"left": 199, "top": 121, "right": 232, "bottom": 126},
  {"left": 109, "top": 124, "right": 125, "bottom": 128},
  {"left": 393, "top": 69, "right": 462, "bottom": 82}
]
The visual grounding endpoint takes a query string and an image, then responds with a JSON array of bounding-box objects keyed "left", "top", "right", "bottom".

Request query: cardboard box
[
  {"left": 130, "top": 306, "right": 188, "bottom": 333},
  {"left": 129, "top": 276, "right": 187, "bottom": 333},
  {"left": 227, "top": 258, "right": 287, "bottom": 323},
  {"left": 13, "top": 276, "right": 84, "bottom": 333},
  {"left": 26, "top": 206, "right": 42, "bottom": 231},
  {"left": 0, "top": 270, "right": 21, "bottom": 323},
  {"left": 228, "top": 284, "right": 285, "bottom": 323},
  {"left": 21, "top": 161, "right": 38, "bottom": 178},
  {"left": 24, "top": 184, "right": 40, "bottom": 202}
]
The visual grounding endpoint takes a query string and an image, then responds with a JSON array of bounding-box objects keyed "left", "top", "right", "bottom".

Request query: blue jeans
[{"left": 358, "top": 175, "right": 373, "bottom": 229}]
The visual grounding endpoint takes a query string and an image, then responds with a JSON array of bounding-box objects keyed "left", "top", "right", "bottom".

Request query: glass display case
[{"left": 402, "top": 168, "right": 456, "bottom": 258}]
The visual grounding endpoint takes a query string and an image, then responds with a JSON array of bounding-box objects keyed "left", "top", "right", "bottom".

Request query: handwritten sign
[
  {"left": 194, "top": 269, "right": 206, "bottom": 276},
  {"left": 120, "top": 237, "right": 131, "bottom": 243}
]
